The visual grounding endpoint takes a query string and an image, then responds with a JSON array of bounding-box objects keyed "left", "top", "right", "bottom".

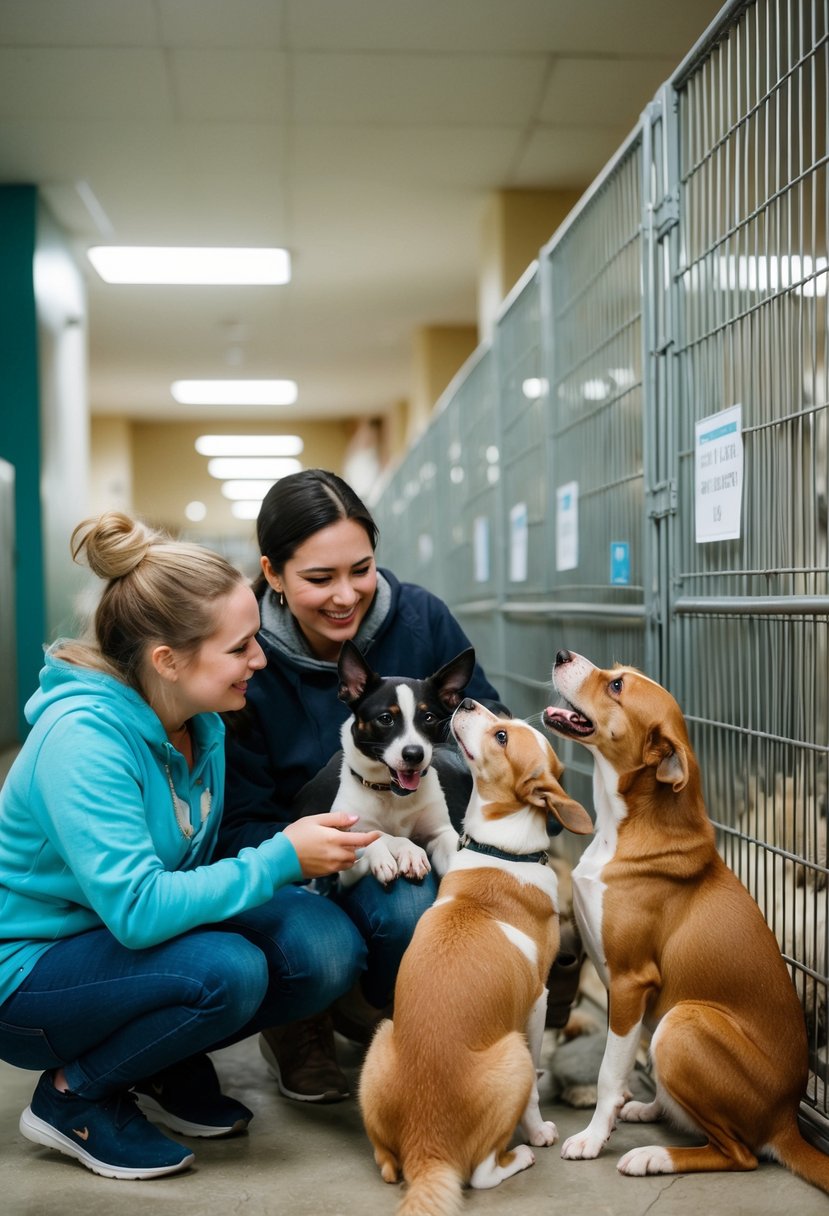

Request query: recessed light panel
[
  {"left": 195, "top": 434, "right": 303, "bottom": 457},
  {"left": 206, "top": 457, "right": 302, "bottom": 480},
  {"left": 88, "top": 246, "right": 291, "bottom": 285},
  {"left": 172, "top": 380, "right": 298, "bottom": 406}
]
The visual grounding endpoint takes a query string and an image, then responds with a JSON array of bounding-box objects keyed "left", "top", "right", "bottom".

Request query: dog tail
[
  {"left": 771, "top": 1120, "right": 829, "bottom": 1194},
  {"left": 397, "top": 1162, "right": 463, "bottom": 1216}
]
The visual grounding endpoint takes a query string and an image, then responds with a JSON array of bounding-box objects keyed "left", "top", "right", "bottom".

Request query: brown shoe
[
  {"left": 330, "top": 983, "right": 391, "bottom": 1045},
  {"left": 259, "top": 1014, "right": 349, "bottom": 1103},
  {"left": 545, "top": 920, "right": 585, "bottom": 1030}
]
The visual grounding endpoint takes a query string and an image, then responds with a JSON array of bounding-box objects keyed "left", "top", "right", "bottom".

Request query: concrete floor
[
  {"left": 0, "top": 742, "right": 825, "bottom": 1212},
  {"left": 1, "top": 1033, "right": 827, "bottom": 1216}
]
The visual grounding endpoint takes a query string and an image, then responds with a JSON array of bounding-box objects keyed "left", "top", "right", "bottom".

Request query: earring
[{"left": 279, "top": 591, "right": 285, "bottom": 608}]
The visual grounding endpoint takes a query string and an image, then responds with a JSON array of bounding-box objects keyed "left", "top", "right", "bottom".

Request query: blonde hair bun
[{"left": 71, "top": 511, "right": 158, "bottom": 581}]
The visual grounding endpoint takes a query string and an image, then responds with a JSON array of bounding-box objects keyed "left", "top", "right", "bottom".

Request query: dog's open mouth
[
  {"left": 391, "top": 768, "right": 426, "bottom": 792},
  {"left": 543, "top": 704, "right": 594, "bottom": 738}
]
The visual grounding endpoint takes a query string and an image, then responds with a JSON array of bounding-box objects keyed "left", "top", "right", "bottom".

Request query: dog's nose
[
  {"left": 555, "top": 649, "right": 573, "bottom": 668},
  {"left": 402, "top": 745, "right": 425, "bottom": 766},
  {"left": 457, "top": 698, "right": 476, "bottom": 712}
]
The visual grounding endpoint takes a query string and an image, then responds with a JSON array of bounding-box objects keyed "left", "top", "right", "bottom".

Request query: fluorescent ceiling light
[
  {"left": 220, "top": 480, "right": 277, "bottom": 500},
  {"left": 195, "top": 434, "right": 304, "bottom": 457},
  {"left": 207, "top": 457, "right": 302, "bottom": 480},
  {"left": 231, "top": 501, "right": 264, "bottom": 520},
  {"left": 87, "top": 246, "right": 291, "bottom": 285},
  {"left": 172, "top": 380, "right": 298, "bottom": 406},
  {"left": 184, "top": 500, "right": 207, "bottom": 522}
]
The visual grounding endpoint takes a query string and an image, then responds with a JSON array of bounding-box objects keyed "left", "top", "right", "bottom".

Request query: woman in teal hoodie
[{"left": 0, "top": 512, "right": 378, "bottom": 1182}]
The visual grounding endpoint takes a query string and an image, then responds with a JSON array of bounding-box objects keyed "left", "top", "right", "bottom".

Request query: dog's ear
[
  {"left": 644, "top": 725, "right": 690, "bottom": 791},
  {"left": 337, "top": 640, "right": 380, "bottom": 705},
  {"left": 530, "top": 783, "right": 593, "bottom": 835},
  {"left": 430, "top": 648, "right": 476, "bottom": 710}
]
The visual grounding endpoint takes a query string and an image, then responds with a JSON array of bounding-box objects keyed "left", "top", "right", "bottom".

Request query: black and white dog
[{"left": 332, "top": 641, "right": 475, "bottom": 888}]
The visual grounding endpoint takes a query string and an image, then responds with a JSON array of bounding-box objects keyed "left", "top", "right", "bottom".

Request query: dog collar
[
  {"left": 348, "top": 767, "right": 418, "bottom": 798},
  {"left": 457, "top": 832, "right": 549, "bottom": 866}
]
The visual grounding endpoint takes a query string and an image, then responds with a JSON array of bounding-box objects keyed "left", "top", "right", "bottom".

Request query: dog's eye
[
  {"left": 494, "top": 729, "right": 508, "bottom": 746},
  {"left": 375, "top": 712, "right": 394, "bottom": 728},
  {"left": 422, "top": 711, "right": 437, "bottom": 725},
  {"left": 609, "top": 677, "right": 623, "bottom": 695}
]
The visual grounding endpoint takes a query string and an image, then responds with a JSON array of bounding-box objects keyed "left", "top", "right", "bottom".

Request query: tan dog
[
  {"left": 359, "top": 699, "right": 593, "bottom": 1215},
  {"left": 544, "top": 650, "right": 829, "bottom": 1194}
]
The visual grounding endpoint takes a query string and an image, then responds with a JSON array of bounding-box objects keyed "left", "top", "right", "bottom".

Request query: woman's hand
[{"left": 283, "top": 812, "right": 381, "bottom": 878}]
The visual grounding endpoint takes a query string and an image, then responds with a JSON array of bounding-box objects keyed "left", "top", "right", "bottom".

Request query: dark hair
[{"left": 253, "top": 469, "right": 379, "bottom": 597}]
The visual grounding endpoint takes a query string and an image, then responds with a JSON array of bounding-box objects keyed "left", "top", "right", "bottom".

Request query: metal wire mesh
[
  {"left": 371, "top": 0, "right": 828, "bottom": 1146},
  {"left": 669, "top": 0, "right": 829, "bottom": 1129}
]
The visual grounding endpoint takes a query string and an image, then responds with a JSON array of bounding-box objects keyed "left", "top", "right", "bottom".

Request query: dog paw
[
  {"left": 617, "top": 1146, "right": 674, "bottom": 1176},
  {"left": 619, "top": 1099, "right": 661, "bottom": 1123},
  {"left": 561, "top": 1129, "right": 606, "bottom": 1160},
  {"left": 527, "top": 1120, "right": 558, "bottom": 1147},
  {"left": 511, "top": 1144, "right": 536, "bottom": 1172},
  {"left": 369, "top": 855, "right": 399, "bottom": 884},
  {"left": 561, "top": 1084, "right": 598, "bottom": 1109},
  {"left": 395, "top": 843, "right": 431, "bottom": 879}
]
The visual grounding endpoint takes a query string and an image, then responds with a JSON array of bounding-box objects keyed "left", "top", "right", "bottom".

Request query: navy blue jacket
[{"left": 217, "top": 569, "right": 500, "bottom": 857}]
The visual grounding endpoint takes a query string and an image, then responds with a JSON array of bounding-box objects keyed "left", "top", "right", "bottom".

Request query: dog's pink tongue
[{"left": 395, "top": 770, "right": 421, "bottom": 791}]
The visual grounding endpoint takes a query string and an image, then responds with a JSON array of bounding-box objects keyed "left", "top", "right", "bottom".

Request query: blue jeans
[
  {"left": 0, "top": 884, "right": 364, "bottom": 1100},
  {"left": 335, "top": 870, "right": 439, "bottom": 1007}
]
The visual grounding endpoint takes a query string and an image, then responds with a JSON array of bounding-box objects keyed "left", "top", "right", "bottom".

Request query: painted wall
[
  {"left": 0, "top": 186, "right": 89, "bottom": 740},
  {"left": 0, "top": 187, "right": 43, "bottom": 738}
]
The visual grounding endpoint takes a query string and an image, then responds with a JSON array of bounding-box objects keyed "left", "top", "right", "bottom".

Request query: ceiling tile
[
  {"left": 158, "top": 0, "right": 287, "bottom": 48},
  {"left": 291, "top": 124, "right": 522, "bottom": 190},
  {"left": 0, "top": 0, "right": 158, "bottom": 46},
  {"left": 293, "top": 51, "right": 548, "bottom": 126},
  {"left": 0, "top": 49, "right": 170, "bottom": 119},
  {"left": 287, "top": 0, "right": 724, "bottom": 57},
  {"left": 511, "top": 125, "right": 631, "bottom": 190},
  {"left": 171, "top": 49, "right": 289, "bottom": 121},
  {"left": 540, "top": 57, "right": 678, "bottom": 127}
]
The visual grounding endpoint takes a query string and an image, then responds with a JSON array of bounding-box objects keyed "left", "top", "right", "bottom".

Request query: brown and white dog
[
  {"left": 544, "top": 649, "right": 829, "bottom": 1194},
  {"left": 359, "top": 699, "right": 593, "bottom": 1215}
]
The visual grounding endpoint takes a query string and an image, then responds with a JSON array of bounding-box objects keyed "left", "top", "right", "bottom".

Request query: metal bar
[{"left": 674, "top": 595, "right": 829, "bottom": 615}]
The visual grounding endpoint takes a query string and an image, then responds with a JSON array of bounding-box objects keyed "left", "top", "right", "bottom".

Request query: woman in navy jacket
[{"left": 219, "top": 469, "right": 500, "bottom": 1104}]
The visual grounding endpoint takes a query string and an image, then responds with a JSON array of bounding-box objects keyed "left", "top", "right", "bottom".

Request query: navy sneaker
[
  {"left": 133, "top": 1053, "right": 253, "bottom": 1138},
  {"left": 19, "top": 1071, "right": 194, "bottom": 1180}
]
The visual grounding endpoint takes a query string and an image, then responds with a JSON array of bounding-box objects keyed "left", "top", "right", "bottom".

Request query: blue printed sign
[{"left": 610, "top": 542, "right": 630, "bottom": 585}]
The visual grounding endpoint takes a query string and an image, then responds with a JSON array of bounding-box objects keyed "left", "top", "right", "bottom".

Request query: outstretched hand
[{"left": 283, "top": 811, "right": 381, "bottom": 878}]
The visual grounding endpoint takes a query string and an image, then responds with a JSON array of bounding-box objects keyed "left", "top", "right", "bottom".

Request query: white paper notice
[
  {"left": 556, "top": 482, "right": 579, "bottom": 571},
  {"left": 473, "top": 515, "right": 490, "bottom": 583},
  {"left": 695, "top": 405, "right": 744, "bottom": 543},
  {"left": 509, "top": 502, "right": 528, "bottom": 582}
]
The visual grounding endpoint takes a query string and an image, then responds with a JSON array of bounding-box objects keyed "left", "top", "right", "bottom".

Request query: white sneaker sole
[
  {"left": 258, "top": 1034, "right": 349, "bottom": 1103},
  {"left": 19, "top": 1106, "right": 194, "bottom": 1180},
  {"left": 135, "top": 1091, "right": 250, "bottom": 1138}
]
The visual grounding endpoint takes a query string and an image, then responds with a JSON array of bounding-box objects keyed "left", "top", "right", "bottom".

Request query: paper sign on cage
[
  {"left": 556, "top": 482, "right": 579, "bottom": 571},
  {"left": 508, "top": 502, "right": 528, "bottom": 582},
  {"left": 694, "top": 405, "right": 744, "bottom": 543}
]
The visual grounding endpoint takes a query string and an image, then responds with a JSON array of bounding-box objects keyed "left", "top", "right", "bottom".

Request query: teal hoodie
[{"left": 0, "top": 651, "right": 303, "bottom": 1006}]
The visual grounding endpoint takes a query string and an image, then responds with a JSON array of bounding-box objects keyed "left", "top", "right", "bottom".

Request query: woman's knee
[
  {"left": 226, "top": 889, "right": 367, "bottom": 993},
  {"left": 340, "top": 873, "right": 438, "bottom": 947},
  {"left": 183, "top": 930, "right": 269, "bottom": 1026}
]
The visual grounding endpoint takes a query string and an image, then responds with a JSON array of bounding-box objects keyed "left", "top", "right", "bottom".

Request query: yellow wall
[
  {"left": 125, "top": 418, "right": 351, "bottom": 537},
  {"left": 478, "top": 188, "right": 584, "bottom": 340},
  {"left": 409, "top": 324, "right": 479, "bottom": 443}
]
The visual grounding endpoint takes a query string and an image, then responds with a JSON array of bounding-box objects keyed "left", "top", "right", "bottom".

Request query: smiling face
[
  {"left": 171, "top": 581, "right": 266, "bottom": 719},
  {"left": 262, "top": 517, "right": 377, "bottom": 661},
  {"left": 338, "top": 641, "right": 475, "bottom": 791}
]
